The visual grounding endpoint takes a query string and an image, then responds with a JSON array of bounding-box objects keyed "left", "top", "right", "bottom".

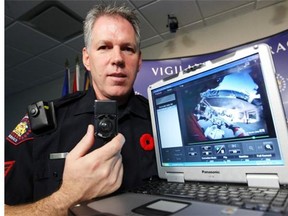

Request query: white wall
[
  {"left": 5, "top": 0, "right": 288, "bottom": 135},
  {"left": 141, "top": 0, "right": 288, "bottom": 59}
]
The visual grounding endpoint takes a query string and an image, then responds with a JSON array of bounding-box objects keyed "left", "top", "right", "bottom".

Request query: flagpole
[
  {"left": 66, "top": 59, "right": 71, "bottom": 93},
  {"left": 73, "top": 56, "right": 80, "bottom": 92},
  {"left": 61, "top": 59, "right": 70, "bottom": 97},
  {"left": 83, "top": 68, "right": 91, "bottom": 91}
]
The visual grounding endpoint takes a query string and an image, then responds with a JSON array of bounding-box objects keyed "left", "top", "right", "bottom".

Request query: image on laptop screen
[{"left": 149, "top": 50, "right": 283, "bottom": 168}]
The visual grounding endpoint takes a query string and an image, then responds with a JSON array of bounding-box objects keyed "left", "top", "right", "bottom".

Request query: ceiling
[{"left": 5, "top": 0, "right": 284, "bottom": 97}]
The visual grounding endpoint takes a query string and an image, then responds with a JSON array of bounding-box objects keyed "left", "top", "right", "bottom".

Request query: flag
[
  {"left": 62, "top": 60, "right": 70, "bottom": 96},
  {"left": 72, "top": 56, "right": 80, "bottom": 93},
  {"left": 83, "top": 69, "right": 91, "bottom": 90}
]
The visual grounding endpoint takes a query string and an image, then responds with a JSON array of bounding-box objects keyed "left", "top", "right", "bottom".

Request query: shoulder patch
[{"left": 6, "top": 114, "right": 34, "bottom": 146}]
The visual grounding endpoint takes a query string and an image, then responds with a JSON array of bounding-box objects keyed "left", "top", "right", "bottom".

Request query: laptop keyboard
[{"left": 133, "top": 180, "right": 288, "bottom": 214}]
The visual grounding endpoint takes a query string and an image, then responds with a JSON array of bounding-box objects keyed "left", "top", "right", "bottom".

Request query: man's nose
[{"left": 112, "top": 47, "right": 125, "bottom": 67}]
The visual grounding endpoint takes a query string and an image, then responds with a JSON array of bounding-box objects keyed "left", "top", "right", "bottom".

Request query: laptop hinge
[
  {"left": 166, "top": 172, "right": 185, "bottom": 183},
  {"left": 246, "top": 174, "right": 279, "bottom": 188}
]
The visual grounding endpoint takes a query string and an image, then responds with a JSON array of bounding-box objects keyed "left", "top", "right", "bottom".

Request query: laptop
[{"left": 69, "top": 44, "right": 288, "bottom": 216}]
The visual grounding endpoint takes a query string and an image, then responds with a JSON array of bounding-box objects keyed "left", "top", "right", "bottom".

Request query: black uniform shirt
[{"left": 5, "top": 87, "right": 157, "bottom": 205}]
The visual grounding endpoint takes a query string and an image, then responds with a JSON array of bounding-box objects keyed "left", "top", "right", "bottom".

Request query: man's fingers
[
  {"left": 68, "top": 125, "right": 95, "bottom": 159},
  {"left": 87, "top": 133, "right": 125, "bottom": 161},
  {"left": 67, "top": 125, "right": 124, "bottom": 162}
]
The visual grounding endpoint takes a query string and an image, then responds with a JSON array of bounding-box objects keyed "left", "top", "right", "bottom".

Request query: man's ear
[{"left": 82, "top": 47, "right": 91, "bottom": 71}]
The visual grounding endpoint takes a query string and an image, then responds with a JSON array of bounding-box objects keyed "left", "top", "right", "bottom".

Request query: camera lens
[
  {"left": 99, "top": 119, "right": 113, "bottom": 133},
  {"left": 30, "top": 106, "right": 39, "bottom": 117}
]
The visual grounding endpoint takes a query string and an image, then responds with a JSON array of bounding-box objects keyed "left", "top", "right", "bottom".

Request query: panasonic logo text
[{"left": 202, "top": 170, "right": 220, "bottom": 174}]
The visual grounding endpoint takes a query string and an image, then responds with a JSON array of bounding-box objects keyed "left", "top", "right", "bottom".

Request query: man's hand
[
  {"left": 59, "top": 124, "right": 125, "bottom": 204},
  {"left": 5, "top": 125, "right": 125, "bottom": 216}
]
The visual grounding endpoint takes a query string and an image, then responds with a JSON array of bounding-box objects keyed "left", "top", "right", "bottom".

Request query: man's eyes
[
  {"left": 98, "top": 45, "right": 109, "bottom": 50},
  {"left": 122, "top": 47, "right": 135, "bottom": 53},
  {"left": 97, "top": 45, "right": 135, "bottom": 53}
]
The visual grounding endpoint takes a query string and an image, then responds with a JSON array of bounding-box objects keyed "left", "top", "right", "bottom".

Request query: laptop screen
[{"left": 149, "top": 47, "right": 284, "bottom": 168}]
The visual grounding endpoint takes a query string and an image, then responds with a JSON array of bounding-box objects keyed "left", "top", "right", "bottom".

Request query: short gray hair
[{"left": 83, "top": 3, "right": 141, "bottom": 51}]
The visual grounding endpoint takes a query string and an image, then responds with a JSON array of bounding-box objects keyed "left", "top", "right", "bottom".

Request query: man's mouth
[
  {"left": 109, "top": 73, "right": 126, "bottom": 78},
  {"left": 108, "top": 73, "right": 127, "bottom": 83}
]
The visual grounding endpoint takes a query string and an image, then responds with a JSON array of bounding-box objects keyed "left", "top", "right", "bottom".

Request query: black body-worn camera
[
  {"left": 94, "top": 100, "right": 118, "bottom": 141},
  {"left": 27, "top": 101, "right": 57, "bottom": 135}
]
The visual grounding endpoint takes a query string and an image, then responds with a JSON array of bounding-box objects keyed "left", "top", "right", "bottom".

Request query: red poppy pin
[{"left": 140, "top": 133, "right": 154, "bottom": 151}]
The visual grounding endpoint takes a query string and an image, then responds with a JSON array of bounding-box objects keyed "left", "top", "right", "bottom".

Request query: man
[{"left": 5, "top": 4, "right": 157, "bottom": 215}]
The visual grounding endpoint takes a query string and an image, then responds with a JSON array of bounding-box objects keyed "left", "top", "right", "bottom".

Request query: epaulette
[
  {"left": 7, "top": 91, "right": 88, "bottom": 142},
  {"left": 52, "top": 91, "right": 87, "bottom": 109},
  {"left": 26, "top": 91, "right": 87, "bottom": 135}
]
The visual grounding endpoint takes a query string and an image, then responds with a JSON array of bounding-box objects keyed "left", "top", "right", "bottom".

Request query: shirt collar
[
  {"left": 72, "top": 87, "right": 149, "bottom": 120},
  {"left": 120, "top": 92, "right": 149, "bottom": 120},
  {"left": 72, "top": 87, "right": 95, "bottom": 115}
]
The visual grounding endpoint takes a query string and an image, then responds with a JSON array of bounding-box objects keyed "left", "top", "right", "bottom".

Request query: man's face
[{"left": 83, "top": 15, "right": 142, "bottom": 102}]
